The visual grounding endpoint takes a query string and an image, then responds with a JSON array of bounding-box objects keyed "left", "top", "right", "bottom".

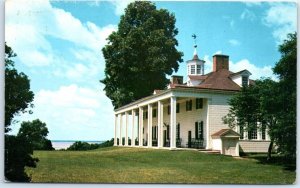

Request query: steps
[{"left": 198, "top": 149, "right": 221, "bottom": 155}]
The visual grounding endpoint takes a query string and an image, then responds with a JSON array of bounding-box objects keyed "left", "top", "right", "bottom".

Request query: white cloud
[
  {"left": 203, "top": 55, "right": 276, "bottom": 80},
  {"left": 5, "top": 0, "right": 116, "bottom": 74},
  {"left": 240, "top": 9, "right": 256, "bottom": 21},
  {"left": 14, "top": 84, "right": 115, "bottom": 140},
  {"left": 228, "top": 39, "right": 241, "bottom": 46},
  {"left": 229, "top": 59, "right": 276, "bottom": 80},
  {"left": 244, "top": 2, "right": 263, "bottom": 7},
  {"left": 263, "top": 3, "right": 297, "bottom": 44},
  {"left": 111, "top": 0, "right": 135, "bottom": 15},
  {"left": 5, "top": 0, "right": 117, "bottom": 140},
  {"left": 214, "top": 50, "right": 222, "bottom": 55}
]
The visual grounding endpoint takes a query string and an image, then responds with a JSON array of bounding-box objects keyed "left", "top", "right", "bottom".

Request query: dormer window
[
  {"left": 242, "top": 76, "right": 248, "bottom": 86},
  {"left": 191, "top": 65, "right": 195, "bottom": 74}
]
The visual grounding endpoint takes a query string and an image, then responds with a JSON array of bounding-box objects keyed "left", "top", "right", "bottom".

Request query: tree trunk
[{"left": 267, "top": 141, "right": 273, "bottom": 161}]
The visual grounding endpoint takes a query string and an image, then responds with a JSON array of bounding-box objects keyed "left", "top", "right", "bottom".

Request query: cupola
[{"left": 186, "top": 34, "right": 205, "bottom": 86}]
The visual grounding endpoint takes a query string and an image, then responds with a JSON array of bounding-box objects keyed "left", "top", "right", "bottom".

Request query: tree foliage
[
  {"left": 67, "top": 139, "right": 114, "bottom": 151},
  {"left": 5, "top": 135, "right": 39, "bottom": 182},
  {"left": 4, "top": 44, "right": 38, "bottom": 182},
  {"left": 271, "top": 32, "right": 296, "bottom": 158},
  {"left": 101, "top": 1, "right": 183, "bottom": 108},
  {"left": 223, "top": 33, "right": 297, "bottom": 159},
  {"left": 5, "top": 43, "right": 34, "bottom": 132},
  {"left": 18, "top": 119, "right": 54, "bottom": 150}
]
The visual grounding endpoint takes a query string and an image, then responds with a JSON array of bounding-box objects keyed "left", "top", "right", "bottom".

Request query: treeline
[
  {"left": 5, "top": 44, "right": 54, "bottom": 182},
  {"left": 66, "top": 138, "right": 114, "bottom": 151}
]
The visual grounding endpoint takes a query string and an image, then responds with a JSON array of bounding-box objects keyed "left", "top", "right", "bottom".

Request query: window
[
  {"left": 262, "top": 124, "right": 266, "bottom": 140},
  {"left": 186, "top": 100, "right": 192, "bottom": 111},
  {"left": 191, "top": 65, "right": 195, "bottom": 74},
  {"left": 167, "top": 105, "right": 170, "bottom": 115},
  {"left": 176, "top": 103, "right": 180, "bottom": 113},
  {"left": 152, "top": 109, "right": 157, "bottom": 118},
  {"left": 195, "top": 121, "right": 204, "bottom": 140},
  {"left": 242, "top": 76, "right": 248, "bottom": 86},
  {"left": 143, "top": 111, "right": 148, "bottom": 119},
  {"left": 248, "top": 127, "right": 257, "bottom": 140},
  {"left": 176, "top": 123, "right": 180, "bottom": 139},
  {"left": 239, "top": 126, "right": 244, "bottom": 139},
  {"left": 196, "top": 98, "right": 203, "bottom": 109},
  {"left": 197, "top": 65, "right": 201, "bottom": 74}
]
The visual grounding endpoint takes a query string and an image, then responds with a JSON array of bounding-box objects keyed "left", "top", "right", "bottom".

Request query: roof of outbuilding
[{"left": 211, "top": 129, "right": 240, "bottom": 138}]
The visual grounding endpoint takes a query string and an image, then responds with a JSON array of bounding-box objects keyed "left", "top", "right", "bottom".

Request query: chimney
[
  {"left": 213, "top": 54, "right": 229, "bottom": 72},
  {"left": 170, "top": 75, "right": 183, "bottom": 84}
]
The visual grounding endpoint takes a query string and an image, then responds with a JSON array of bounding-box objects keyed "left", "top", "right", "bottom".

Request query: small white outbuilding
[{"left": 211, "top": 129, "right": 240, "bottom": 156}]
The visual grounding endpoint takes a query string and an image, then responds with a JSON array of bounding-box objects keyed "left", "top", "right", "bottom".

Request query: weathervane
[{"left": 192, "top": 34, "right": 197, "bottom": 48}]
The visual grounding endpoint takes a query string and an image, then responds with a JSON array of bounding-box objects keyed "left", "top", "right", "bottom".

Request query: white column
[
  {"left": 114, "top": 114, "right": 118, "bottom": 146},
  {"left": 244, "top": 131, "right": 248, "bottom": 140},
  {"left": 157, "top": 101, "right": 163, "bottom": 148},
  {"left": 170, "top": 96, "right": 177, "bottom": 149},
  {"left": 125, "top": 112, "right": 129, "bottom": 146},
  {"left": 147, "top": 104, "right": 153, "bottom": 147},
  {"left": 119, "top": 114, "right": 122, "bottom": 146},
  {"left": 131, "top": 110, "right": 135, "bottom": 146},
  {"left": 257, "top": 122, "right": 262, "bottom": 140},
  {"left": 206, "top": 98, "right": 212, "bottom": 149},
  {"left": 266, "top": 126, "right": 270, "bottom": 141},
  {"left": 139, "top": 107, "right": 143, "bottom": 146}
]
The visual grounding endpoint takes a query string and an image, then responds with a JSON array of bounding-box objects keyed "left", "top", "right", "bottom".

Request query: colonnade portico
[{"left": 114, "top": 96, "right": 177, "bottom": 150}]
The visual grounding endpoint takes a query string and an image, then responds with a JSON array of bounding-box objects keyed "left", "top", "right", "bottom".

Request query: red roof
[
  {"left": 191, "top": 69, "right": 241, "bottom": 91},
  {"left": 211, "top": 129, "right": 240, "bottom": 138},
  {"left": 188, "top": 75, "right": 207, "bottom": 80}
]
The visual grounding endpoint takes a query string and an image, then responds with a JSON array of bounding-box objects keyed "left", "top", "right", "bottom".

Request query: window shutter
[
  {"left": 200, "top": 121, "right": 204, "bottom": 139},
  {"left": 178, "top": 123, "right": 180, "bottom": 139},
  {"left": 152, "top": 126, "right": 154, "bottom": 140},
  {"left": 190, "top": 100, "right": 193, "bottom": 111},
  {"left": 200, "top": 98, "right": 203, "bottom": 109},
  {"left": 167, "top": 126, "right": 170, "bottom": 140},
  {"left": 186, "top": 101, "right": 188, "bottom": 111},
  {"left": 195, "top": 122, "right": 199, "bottom": 139}
]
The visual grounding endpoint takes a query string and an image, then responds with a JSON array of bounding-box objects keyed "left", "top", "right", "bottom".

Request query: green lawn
[{"left": 26, "top": 147, "right": 295, "bottom": 184}]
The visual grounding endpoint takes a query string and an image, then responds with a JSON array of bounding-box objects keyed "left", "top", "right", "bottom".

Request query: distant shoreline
[
  {"left": 51, "top": 140, "right": 104, "bottom": 150},
  {"left": 51, "top": 140, "right": 104, "bottom": 142}
]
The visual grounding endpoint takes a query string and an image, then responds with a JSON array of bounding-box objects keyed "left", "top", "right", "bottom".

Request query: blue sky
[{"left": 5, "top": 0, "right": 297, "bottom": 141}]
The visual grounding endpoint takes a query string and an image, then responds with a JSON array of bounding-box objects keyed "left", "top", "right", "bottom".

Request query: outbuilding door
[{"left": 223, "top": 138, "right": 237, "bottom": 156}]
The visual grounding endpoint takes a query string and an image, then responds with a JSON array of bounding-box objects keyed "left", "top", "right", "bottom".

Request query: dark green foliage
[
  {"left": 67, "top": 141, "right": 100, "bottom": 151},
  {"left": 101, "top": 1, "right": 183, "bottom": 108},
  {"left": 4, "top": 44, "right": 38, "bottom": 182},
  {"left": 5, "top": 135, "right": 39, "bottom": 182},
  {"left": 5, "top": 43, "right": 34, "bottom": 132},
  {"left": 271, "top": 32, "right": 296, "bottom": 159},
  {"left": 67, "top": 139, "right": 114, "bottom": 151},
  {"left": 223, "top": 33, "right": 297, "bottom": 160},
  {"left": 18, "top": 119, "right": 54, "bottom": 150}
]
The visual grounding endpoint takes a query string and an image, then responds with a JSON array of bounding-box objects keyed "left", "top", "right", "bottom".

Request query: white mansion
[{"left": 113, "top": 46, "right": 270, "bottom": 156}]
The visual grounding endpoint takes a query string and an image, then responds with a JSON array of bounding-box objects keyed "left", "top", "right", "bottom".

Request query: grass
[{"left": 26, "top": 147, "right": 296, "bottom": 184}]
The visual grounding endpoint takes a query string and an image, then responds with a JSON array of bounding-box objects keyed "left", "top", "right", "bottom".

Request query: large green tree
[
  {"left": 18, "top": 119, "right": 54, "bottom": 150},
  {"left": 4, "top": 44, "right": 38, "bottom": 182},
  {"left": 223, "top": 33, "right": 297, "bottom": 159},
  {"left": 223, "top": 79, "right": 279, "bottom": 159},
  {"left": 101, "top": 1, "right": 183, "bottom": 108},
  {"left": 5, "top": 43, "right": 34, "bottom": 132},
  {"left": 271, "top": 33, "right": 296, "bottom": 158}
]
